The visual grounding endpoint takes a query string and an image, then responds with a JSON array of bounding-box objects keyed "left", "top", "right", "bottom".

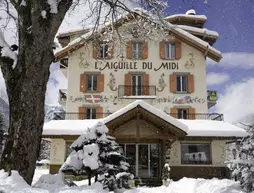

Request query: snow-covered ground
[{"left": 0, "top": 167, "right": 245, "bottom": 193}]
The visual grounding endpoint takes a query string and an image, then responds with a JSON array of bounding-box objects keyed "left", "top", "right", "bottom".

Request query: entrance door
[
  {"left": 138, "top": 145, "right": 149, "bottom": 177},
  {"left": 123, "top": 144, "right": 160, "bottom": 178},
  {"left": 125, "top": 144, "right": 136, "bottom": 176}
]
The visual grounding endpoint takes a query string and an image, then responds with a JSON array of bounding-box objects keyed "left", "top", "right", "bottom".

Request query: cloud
[
  {"left": 206, "top": 72, "right": 230, "bottom": 86},
  {"left": 215, "top": 78, "right": 254, "bottom": 123},
  {"left": 207, "top": 52, "right": 254, "bottom": 69}
]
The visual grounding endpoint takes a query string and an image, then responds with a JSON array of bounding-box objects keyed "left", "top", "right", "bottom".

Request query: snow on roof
[
  {"left": 180, "top": 119, "right": 247, "bottom": 137},
  {"left": 57, "top": 27, "right": 91, "bottom": 38},
  {"left": 55, "top": 11, "right": 222, "bottom": 62},
  {"left": 169, "top": 23, "right": 221, "bottom": 56},
  {"left": 165, "top": 14, "right": 207, "bottom": 21},
  {"left": 43, "top": 119, "right": 102, "bottom": 135},
  {"left": 43, "top": 100, "right": 247, "bottom": 138},
  {"left": 177, "top": 25, "right": 219, "bottom": 37},
  {"left": 102, "top": 100, "right": 188, "bottom": 133}
]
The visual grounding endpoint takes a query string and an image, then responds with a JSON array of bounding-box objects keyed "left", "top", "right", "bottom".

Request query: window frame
[
  {"left": 98, "top": 42, "right": 109, "bottom": 59},
  {"left": 86, "top": 108, "right": 97, "bottom": 119},
  {"left": 180, "top": 143, "right": 212, "bottom": 165},
  {"left": 132, "top": 41, "right": 142, "bottom": 59},
  {"left": 165, "top": 42, "right": 176, "bottom": 59},
  {"left": 177, "top": 108, "right": 189, "bottom": 119},
  {"left": 87, "top": 74, "right": 98, "bottom": 92},
  {"left": 176, "top": 75, "right": 188, "bottom": 93},
  {"left": 131, "top": 74, "right": 143, "bottom": 96}
]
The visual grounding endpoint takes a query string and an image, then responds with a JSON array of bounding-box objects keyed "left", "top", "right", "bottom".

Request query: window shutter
[
  {"left": 93, "top": 42, "right": 99, "bottom": 59},
  {"left": 187, "top": 74, "right": 194, "bottom": 93},
  {"left": 142, "top": 74, "right": 149, "bottom": 95},
  {"left": 160, "top": 40, "right": 166, "bottom": 59},
  {"left": 97, "top": 107, "right": 103, "bottom": 119},
  {"left": 80, "top": 74, "right": 87, "bottom": 92},
  {"left": 188, "top": 108, "right": 196, "bottom": 120},
  {"left": 170, "top": 107, "right": 177, "bottom": 118},
  {"left": 170, "top": 74, "right": 176, "bottom": 93},
  {"left": 126, "top": 41, "right": 133, "bottom": 59},
  {"left": 175, "top": 39, "right": 181, "bottom": 59},
  {"left": 79, "top": 107, "right": 86, "bottom": 120},
  {"left": 98, "top": 74, "right": 104, "bottom": 92},
  {"left": 124, "top": 74, "right": 131, "bottom": 96},
  {"left": 142, "top": 40, "right": 148, "bottom": 59}
]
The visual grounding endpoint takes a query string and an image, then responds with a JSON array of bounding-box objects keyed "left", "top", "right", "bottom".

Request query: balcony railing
[
  {"left": 64, "top": 112, "right": 223, "bottom": 121},
  {"left": 166, "top": 113, "right": 223, "bottom": 121},
  {"left": 118, "top": 85, "right": 156, "bottom": 98}
]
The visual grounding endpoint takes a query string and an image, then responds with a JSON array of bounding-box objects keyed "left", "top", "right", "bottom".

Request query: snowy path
[{"left": 0, "top": 168, "right": 245, "bottom": 193}]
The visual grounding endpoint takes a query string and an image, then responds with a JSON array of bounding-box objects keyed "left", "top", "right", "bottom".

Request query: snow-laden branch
[{"left": 0, "top": 30, "right": 17, "bottom": 68}]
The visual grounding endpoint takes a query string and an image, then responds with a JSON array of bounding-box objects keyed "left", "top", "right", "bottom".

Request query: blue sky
[{"left": 164, "top": 0, "right": 254, "bottom": 122}]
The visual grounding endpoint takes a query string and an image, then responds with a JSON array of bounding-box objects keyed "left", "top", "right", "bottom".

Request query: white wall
[
  {"left": 50, "top": 139, "right": 227, "bottom": 167},
  {"left": 167, "top": 140, "right": 227, "bottom": 167}
]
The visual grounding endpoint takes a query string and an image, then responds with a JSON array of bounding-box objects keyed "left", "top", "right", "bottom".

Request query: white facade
[{"left": 65, "top": 37, "right": 208, "bottom": 115}]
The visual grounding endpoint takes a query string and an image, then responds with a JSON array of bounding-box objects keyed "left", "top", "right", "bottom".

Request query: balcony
[
  {"left": 64, "top": 112, "right": 223, "bottom": 121},
  {"left": 118, "top": 85, "right": 157, "bottom": 98}
]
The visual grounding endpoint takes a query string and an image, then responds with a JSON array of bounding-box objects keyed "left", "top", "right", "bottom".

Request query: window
[
  {"left": 98, "top": 43, "right": 108, "bottom": 59},
  {"left": 132, "top": 42, "right": 142, "bottom": 59},
  {"left": 177, "top": 109, "right": 188, "bottom": 119},
  {"left": 87, "top": 75, "right": 98, "bottom": 91},
  {"left": 176, "top": 75, "right": 187, "bottom": 92},
  {"left": 86, "top": 108, "right": 97, "bottom": 119},
  {"left": 181, "top": 143, "right": 212, "bottom": 165},
  {"left": 65, "top": 142, "right": 72, "bottom": 159},
  {"left": 131, "top": 75, "right": 142, "bottom": 96},
  {"left": 165, "top": 43, "right": 175, "bottom": 59}
]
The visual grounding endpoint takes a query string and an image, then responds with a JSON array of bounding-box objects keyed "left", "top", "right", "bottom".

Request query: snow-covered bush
[
  {"left": 61, "top": 122, "right": 132, "bottom": 191},
  {"left": 229, "top": 125, "right": 254, "bottom": 193}
]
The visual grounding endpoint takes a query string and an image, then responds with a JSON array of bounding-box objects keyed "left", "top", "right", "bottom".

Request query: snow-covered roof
[
  {"left": 43, "top": 119, "right": 102, "bottom": 135},
  {"left": 177, "top": 25, "right": 219, "bottom": 38},
  {"left": 43, "top": 100, "right": 247, "bottom": 138},
  {"left": 54, "top": 9, "right": 222, "bottom": 62},
  {"left": 102, "top": 100, "right": 188, "bottom": 133},
  {"left": 180, "top": 119, "right": 247, "bottom": 137},
  {"left": 57, "top": 27, "right": 91, "bottom": 38},
  {"left": 165, "top": 14, "right": 207, "bottom": 21}
]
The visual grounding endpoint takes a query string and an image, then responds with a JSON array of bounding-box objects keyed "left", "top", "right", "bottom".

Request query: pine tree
[
  {"left": 231, "top": 124, "right": 254, "bottom": 193},
  {"left": 61, "top": 122, "right": 132, "bottom": 191}
]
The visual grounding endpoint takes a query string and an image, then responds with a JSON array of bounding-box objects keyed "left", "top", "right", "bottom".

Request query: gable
[{"left": 55, "top": 11, "right": 222, "bottom": 62}]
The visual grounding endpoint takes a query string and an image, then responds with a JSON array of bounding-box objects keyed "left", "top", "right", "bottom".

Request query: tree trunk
[
  {"left": 0, "top": 0, "right": 72, "bottom": 185},
  {"left": 88, "top": 173, "right": 91, "bottom": 186},
  {"left": 0, "top": 48, "right": 53, "bottom": 184}
]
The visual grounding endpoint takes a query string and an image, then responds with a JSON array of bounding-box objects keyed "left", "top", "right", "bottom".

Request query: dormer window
[
  {"left": 98, "top": 43, "right": 109, "bottom": 59},
  {"left": 93, "top": 42, "right": 113, "bottom": 59}
]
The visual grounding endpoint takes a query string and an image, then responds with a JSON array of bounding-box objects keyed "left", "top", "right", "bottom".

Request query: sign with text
[{"left": 95, "top": 61, "right": 179, "bottom": 71}]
